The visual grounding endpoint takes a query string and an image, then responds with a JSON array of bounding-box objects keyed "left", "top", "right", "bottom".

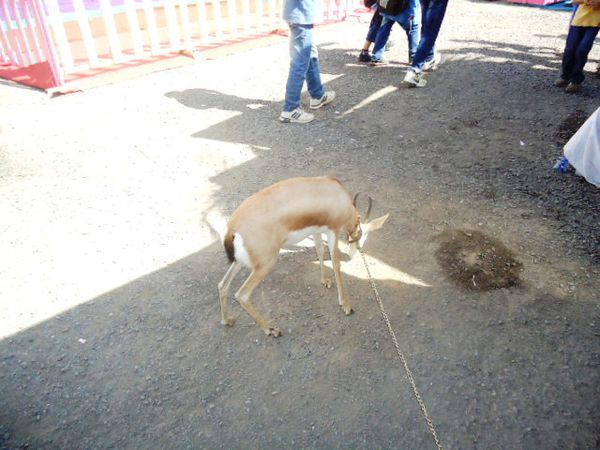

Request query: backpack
[{"left": 378, "top": 0, "right": 409, "bottom": 15}]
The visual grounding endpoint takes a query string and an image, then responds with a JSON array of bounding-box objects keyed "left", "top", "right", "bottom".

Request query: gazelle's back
[{"left": 228, "top": 177, "right": 354, "bottom": 239}]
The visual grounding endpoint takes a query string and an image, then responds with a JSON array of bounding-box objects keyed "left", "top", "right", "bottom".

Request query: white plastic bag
[{"left": 564, "top": 107, "right": 600, "bottom": 187}]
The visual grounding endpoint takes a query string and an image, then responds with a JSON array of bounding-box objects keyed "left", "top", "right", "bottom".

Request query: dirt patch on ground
[{"left": 436, "top": 229, "right": 523, "bottom": 290}]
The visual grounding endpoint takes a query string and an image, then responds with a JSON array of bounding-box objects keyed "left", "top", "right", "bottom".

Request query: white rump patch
[{"left": 233, "top": 233, "right": 252, "bottom": 268}]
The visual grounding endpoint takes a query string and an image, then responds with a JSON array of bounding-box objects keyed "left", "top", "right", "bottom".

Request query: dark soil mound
[{"left": 436, "top": 229, "right": 523, "bottom": 290}]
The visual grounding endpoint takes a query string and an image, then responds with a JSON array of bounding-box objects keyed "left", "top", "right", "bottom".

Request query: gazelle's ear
[{"left": 363, "top": 213, "right": 389, "bottom": 232}]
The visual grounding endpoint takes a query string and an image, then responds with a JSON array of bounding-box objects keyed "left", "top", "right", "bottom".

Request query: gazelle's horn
[
  {"left": 365, "top": 196, "right": 372, "bottom": 221},
  {"left": 353, "top": 192, "right": 360, "bottom": 207}
]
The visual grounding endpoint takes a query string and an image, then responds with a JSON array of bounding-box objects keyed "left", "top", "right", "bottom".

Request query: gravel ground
[{"left": 1, "top": 1, "right": 599, "bottom": 448}]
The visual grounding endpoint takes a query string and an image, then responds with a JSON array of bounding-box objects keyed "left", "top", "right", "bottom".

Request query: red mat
[{"left": 0, "top": 60, "right": 57, "bottom": 90}]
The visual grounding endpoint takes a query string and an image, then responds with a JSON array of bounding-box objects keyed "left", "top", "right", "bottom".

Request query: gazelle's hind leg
[
  {"left": 235, "top": 257, "right": 281, "bottom": 337},
  {"left": 326, "top": 231, "right": 353, "bottom": 315},
  {"left": 218, "top": 261, "right": 242, "bottom": 326},
  {"left": 313, "top": 234, "right": 332, "bottom": 288}
]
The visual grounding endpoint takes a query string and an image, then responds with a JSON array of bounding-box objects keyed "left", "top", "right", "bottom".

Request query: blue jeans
[
  {"left": 372, "top": 15, "right": 420, "bottom": 62},
  {"left": 411, "top": 0, "right": 448, "bottom": 72},
  {"left": 283, "top": 23, "right": 325, "bottom": 112},
  {"left": 560, "top": 25, "right": 599, "bottom": 84}
]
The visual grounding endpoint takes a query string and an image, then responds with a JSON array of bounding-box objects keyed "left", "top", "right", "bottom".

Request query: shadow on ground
[
  {"left": 1, "top": 233, "right": 598, "bottom": 449},
  {"left": 1, "top": 35, "right": 599, "bottom": 450},
  {"left": 166, "top": 43, "right": 600, "bottom": 261}
]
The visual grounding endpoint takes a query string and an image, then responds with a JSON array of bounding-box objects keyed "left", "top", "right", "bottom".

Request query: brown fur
[
  {"left": 228, "top": 177, "right": 357, "bottom": 257},
  {"left": 284, "top": 211, "right": 332, "bottom": 231}
]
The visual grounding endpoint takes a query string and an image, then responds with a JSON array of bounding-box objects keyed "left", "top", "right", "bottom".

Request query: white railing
[
  {"left": 0, "top": 0, "right": 64, "bottom": 84},
  {"left": 0, "top": 0, "right": 364, "bottom": 90}
]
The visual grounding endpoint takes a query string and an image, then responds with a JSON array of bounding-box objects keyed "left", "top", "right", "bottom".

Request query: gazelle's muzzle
[
  {"left": 347, "top": 224, "right": 363, "bottom": 247},
  {"left": 350, "top": 193, "right": 372, "bottom": 249}
]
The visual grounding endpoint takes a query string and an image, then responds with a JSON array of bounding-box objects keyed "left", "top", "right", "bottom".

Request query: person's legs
[
  {"left": 306, "top": 44, "right": 325, "bottom": 100},
  {"left": 365, "top": 9, "right": 384, "bottom": 47},
  {"left": 359, "top": 9, "right": 383, "bottom": 61},
  {"left": 283, "top": 24, "right": 320, "bottom": 112},
  {"left": 371, "top": 17, "right": 395, "bottom": 61},
  {"left": 281, "top": 23, "right": 333, "bottom": 121},
  {"left": 568, "top": 26, "right": 599, "bottom": 85},
  {"left": 410, "top": 0, "right": 448, "bottom": 72},
  {"left": 560, "top": 25, "right": 584, "bottom": 82},
  {"left": 397, "top": 11, "right": 421, "bottom": 62}
]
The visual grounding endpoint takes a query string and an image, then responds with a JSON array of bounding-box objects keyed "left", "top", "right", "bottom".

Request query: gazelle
[{"left": 217, "top": 176, "right": 388, "bottom": 337}]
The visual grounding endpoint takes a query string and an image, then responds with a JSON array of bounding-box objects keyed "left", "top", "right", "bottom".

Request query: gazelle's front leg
[
  {"left": 326, "top": 230, "right": 353, "bottom": 315},
  {"left": 313, "top": 234, "right": 333, "bottom": 288}
]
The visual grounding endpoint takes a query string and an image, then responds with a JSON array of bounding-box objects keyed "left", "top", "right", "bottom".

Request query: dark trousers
[
  {"left": 366, "top": 9, "right": 384, "bottom": 42},
  {"left": 560, "top": 25, "right": 599, "bottom": 84}
]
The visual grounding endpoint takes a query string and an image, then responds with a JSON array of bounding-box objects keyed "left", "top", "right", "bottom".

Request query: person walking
[
  {"left": 280, "top": 0, "right": 336, "bottom": 123},
  {"left": 402, "top": 0, "right": 448, "bottom": 87},
  {"left": 369, "top": 0, "right": 421, "bottom": 65},
  {"left": 358, "top": 0, "right": 386, "bottom": 62},
  {"left": 555, "top": 0, "right": 600, "bottom": 93}
]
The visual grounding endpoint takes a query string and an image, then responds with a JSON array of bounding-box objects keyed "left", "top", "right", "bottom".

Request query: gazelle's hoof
[
  {"left": 221, "top": 317, "right": 236, "bottom": 327},
  {"left": 342, "top": 305, "right": 354, "bottom": 315},
  {"left": 265, "top": 326, "right": 281, "bottom": 337},
  {"left": 321, "top": 278, "right": 333, "bottom": 289}
]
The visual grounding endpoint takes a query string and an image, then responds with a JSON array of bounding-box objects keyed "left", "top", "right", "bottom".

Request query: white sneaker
[
  {"left": 422, "top": 52, "right": 442, "bottom": 72},
  {"left": 279, "top": 107, "right": 314, "bottom": 123},
  {"left": 403, "top": 69, "right": 427, "bottom": 87},
  {"left": 309, "top": 91, "right": 336, "bottom": 109}
]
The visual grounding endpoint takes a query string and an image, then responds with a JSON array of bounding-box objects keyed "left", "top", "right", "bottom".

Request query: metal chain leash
[{"left": 359, "top": 249, "right": 444, "bottom": 450}]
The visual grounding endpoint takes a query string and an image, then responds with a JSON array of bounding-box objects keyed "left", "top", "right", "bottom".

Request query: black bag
[{"left": 378, "top": 0, "right": 409, "bottom": 15}]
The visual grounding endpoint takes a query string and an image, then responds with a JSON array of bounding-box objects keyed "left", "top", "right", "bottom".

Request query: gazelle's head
[{"left": 348, "top": 194, "right": 389, "bottom": 257}]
